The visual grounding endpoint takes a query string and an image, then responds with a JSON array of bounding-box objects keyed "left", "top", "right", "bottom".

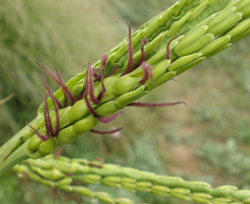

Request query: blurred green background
[{"left": 0, "top": 0, "right": 250, "bottom": 203}]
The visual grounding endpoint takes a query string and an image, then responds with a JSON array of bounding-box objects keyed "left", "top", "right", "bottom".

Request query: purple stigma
[
  {"left": 133, "top": 37, "right": 148, "bottom": 69},
  {"left": 140, "top": 62, "right": 156, "bottom": 86},
  {"left": 26, "top": 122, "right": 49, "bottom": 142},
  {"left": 35, "top": 59, "right": 75, "bottom": 106},
  {"left": 42, "top": 76, "right": 62, "bottom": 109},
  {"left": 44, "top": 92, "right": 53, "bottom": 136},
  {"left": 90, "top": 127, "right": 124, "bottom": 135},
  {"left": 166, "top": 33, "right": 183, "bottom": 60},
  {"left": 97, "top": 55, "right": 108, "bottom": 101},
  {"left": 26, "top": 85, "right": 61, "bottom": 141},
  {"left": 53, "top": 65, "right": 68, "bottom": 107},
  {"left": 104, "top": 64, "right": 119, "bottom": 79},
  {"left": 96, "top": 110, "right": 122, "bottom": 124},
  {"left": 121, "top": 22, "right": 133, "bottom": 76},
  {"left": 87, "top": 61, "right": 99, "bottom": 105},
  {"left": 127, "top": 101, "right": 187, "bottom": 108}
]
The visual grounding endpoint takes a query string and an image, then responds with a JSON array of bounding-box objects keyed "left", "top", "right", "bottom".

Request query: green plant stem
[
  {"left": 0, "top": 118, "right": 38, "bottom": 174},
  {"left": 0, "top": 125, "right": 28, "bottom": 167},
  {"left": 0, "top": 142, "right": 29, "bottom": 177}
]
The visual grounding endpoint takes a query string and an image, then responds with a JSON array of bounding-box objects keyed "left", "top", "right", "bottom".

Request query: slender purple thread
[
  {"left": 84, "top": 61, "right": 98, "bottom": 116},
  {"left": 90, "top": 127, "right": 124, "bottom": 135},
  {"left": 104, "top": 64, "right": 119, "bottom": 78},
  {"left": 43, "top": 91, "right": 52, "bottom": 135},
  {"left": 97, "top": 87, "right": 106, "bottom": 101},
  {"left": 140, "top": 63, "right": 149, "bottom": 84},
  {"left": 92, "top": 69, "right": 100, "bottom": 80},
  {"left": 84, "top": 60, "right": 123, "bottom": 122},
  {"left": 42, "top": 76, "right": 62, "bottom": 109},
  {"left": 133, "top": 38, "right": 148, "bottom": 69},
  {"left": 166, "top": 33, "right": 183, "bottom": 60},
  {"left": 84, "top": 94, "right": 97, "bottom": 117},
  {"left": 88, "top": 62, "right": 99, "bottom": 104},
  {"left": 140, "top": 62, "right": 156, "bottom": 86},
  {"left": 53, "top": 65, "right": 68, "bottom": 107},
  {"left": 127, "top": 101, "right": 187, "bottom": 108},
  {"left": 26, "top": 83, "right": 61, "bottom": 140},
  {"left": 97, "top": 55, "right": 108, "bottom": 101},
  {"left": 53, "top": 65, "right": 63, "bottom": 82},
  {"left": 121, "top": 22, "right": 133, "bottom": 76},
  {"left": 44, "top": 92, "right": 54, "bottom": 136},
  {"left": 101, "top": 54, "right": 108, "bottom": 71},
  {"left": 35, "top": 59, "right": 74, "bottom": 105},
  {"left": 50, "top": 89, "right": 60, "bottom": 137},
  {"left": 96, "top": 110, "right": 122, "bottom": 124},
  {"left": 75, "top": 88, "right": 84, "bottom": 102},
  {"left": 25, "top": 122, "right": 49, "bottom": 142},
  {"left": 84, "top": 61, "right": 90, "bottom": 95}
]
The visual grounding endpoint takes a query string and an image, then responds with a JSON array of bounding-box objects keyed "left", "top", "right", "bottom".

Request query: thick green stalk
[
  {"left": 1, "top": 0, "right": 250, "bottom": 176},
  {"left": 14, "top": 155, "right": 250, "bottom": 204}
]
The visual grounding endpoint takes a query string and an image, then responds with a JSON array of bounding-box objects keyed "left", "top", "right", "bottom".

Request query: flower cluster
[{"left": 27, "top": 22, "right": 185, "bottom": 142}]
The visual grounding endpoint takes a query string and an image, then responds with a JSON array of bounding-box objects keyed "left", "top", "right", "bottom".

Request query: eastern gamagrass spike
[
  {"left": 1, "top": 0, "right": 250, "bottom": 177},
  {"left": 13, "top": 155, "right": 250, "bottom": 204}
]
